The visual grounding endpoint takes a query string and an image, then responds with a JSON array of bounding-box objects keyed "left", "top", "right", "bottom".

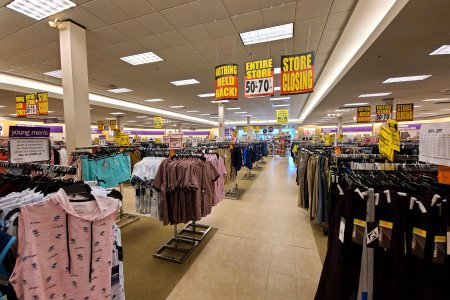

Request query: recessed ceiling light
[
  {"left": 199, "top": 113, "right": 211, "bottom": 116},
  {"left": 135, "top": 116, "right": 148, "bottom": 118},
  {"left": 110, "top": 112, "right": 125, "bottom": 115},
  {"left": 7, "top": 0, "right": 76, "bottom": 20},
  {"left": 0, "top": 106, "right": 6, "bottom": 108},
  {"left": 169, "top": 105, "right": 185, "bottom": 109},
  {"left": 198, "top": 93, "right": 215, "bottom": 98},
  {"left": 211, "top": 100, "right": 229, "bottom": 104},
  {"left": 343, "top": 102, "right": 369, "bottom": 107},
  {"left": 272, "top": 104, "right": 290, "bottom": 107},
  {"left": 9, "top": 114, "right": 17, "bottom": 117},
  {"left": 170, "top": 79, "right": 200, "bottom": 86},
  {"left": 226, "top": 107, "right": 241, "bottom": 110},
  {"left": 414, "top": 105, "right": 422, "bottom": 108},
  {"left": 429, "top": 45, "right": 450, "bottom": 55},
  {"left": 240, "top": 23, "right": 293, "bottom": 46},
  {"left": 322, "top": 116, "right": 335, "bottom": 119},
  {"left": 210, "top": 116, "right": 219, "bottom": 119},
  {"left": 235, "top": 112, "right": 248, "bottom": 114},
  {"left": 127, "top": 120, "right": 138, "bottom": 123},
  {"left": 358, "top": 92, "right": 392, "bottom": 97},
  {"left": 421, "top": 98, "right": 450, "bottom": 102},
  {"left": 48, "top": 111, "right": 55, "bottom": 113},
  {"left": 108, "top": 88, "right": 133, "bottom": 93},
  {"left": 274, "top": 86, "right": 281, "bottom": 91},
  {"left": 244, "top": 115, "right": 252, "bottom": 117},
  {"left": 187, "top": 110, "right": 200, "bottom": 113},
  {"left": 270, "top": 97, "right": 290, "bottom": 101},
  {"left": 105, "top": 118, "right": 116, "bottom": 120},
  {"left": 120, "top": 51, "right": 163, "bottom": 65},
  {"left": 420, "top": 113, "right": 436, "bottom": 115},
  {"left": 144, "top": 98, "right": 164, "bottom": 102},
  {"left": 44, "top": 70, "right": 62, "bottom": 78},
  {"left": 274, "top": 67, "right": 281, "bottom": 74},
  {"left": 383, "top": 75, "right": 431, "bottom": 83}
]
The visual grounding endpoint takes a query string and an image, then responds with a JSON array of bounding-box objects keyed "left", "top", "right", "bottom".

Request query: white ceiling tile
[
  {"left": 296, "top": 0, "right": 333, "bottom": 20},
  {"left": 136, "top": 35, "right": 167, "bottom": 50},
  {"left": 188, "top": 0, "right": 229, "bottom": 23},
  {"left": 179, "top": 24, "right": 212, "bottom": 43},
  {"left": 86, "top": 26, "right": 130, "bottom": 50},
  {"left": 231, "top": 11, "right": 264, "bottom": 33},
  {"left": 135, "top": 12, "right": 175, "bottom": 34},
  {"left": 155, "top": 30, "right": 188, "bottom": 48},
  {"left": 259, "top": 0, "right": 288, "bottom": 9},
  {"left": 55, "top": 6, "right": 108, "bottom": 30},
  {"left": 330, "top": 0, "right": 357, "bottom": 13},
  {"left": 261, "top": 2, "right": 296, "bottom": 27},
  {"left": 82, "top": 0, "right": 130, "bottom": 24},
  {"left": 160, "top": 4, "right": 201, "bottom": 28},
  {"left": 294, "top": 16, "right": 327, "bottom": 36},
  {"left": 316, "top": 41, "right": 334, "bottom": 54},
  {"left": 157, "top": 44, "right": 199, "bottom": 59},
  {"left": 113, "top": 20, "right": 151, "bottom": 39},
  {"left": 222, "top": 0, "right": 261, "bottom": 15},
  {"left": 294, "top": 32, "right": 321, "bottom": 51},
  {"left": 101, "top": 41, "right": 148, "bottom": 58},
  {"left": 111, "top": 0, "right": 156, "bottom": 18},
  {"left": 204, "top": 18, "right": 236, "bottom": 38},
  {"left": 325, "top": 11, "right": 350, "bottom": 30},
  {"left": 320, "top": 29, "right": 341, "bottom": 44},
  {"left": 192, "top": 39, "right": 218, "bottom": 53},
  {"left": 147, "top": 0, "right": 186, "bottom": 10},
  {"left": 0, "top": 7, "right": 36, "bottom": 38}
]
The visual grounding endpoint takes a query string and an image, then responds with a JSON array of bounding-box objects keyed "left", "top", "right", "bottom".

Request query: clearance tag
[
  {"left": 339, "top": 217, "right": 345, "bottom": 243},
  {"left": 352, "top": 218, "right": 366, "bottom": 245},
  {"left": 411, "top": 227, "right": 427, "bottom": 259},
  {"left": 378, "top": 220, "right": 394, "bottom": 249},
  {"left": 438, "top": 167, "right": 450, "bottom": 185},
  {"left": 433, "top": 236, "right": 446, "bottom": 264},
  {"left": 366, "top": 222, "right": 379, "bottom": 248}
]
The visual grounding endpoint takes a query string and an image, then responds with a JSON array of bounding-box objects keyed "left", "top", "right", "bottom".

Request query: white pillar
[
  {"left": 335, "top": 116, "right": 343, "bottom": 146},
  {"left": 59, "top": 21, "right": 91, "bottom": 153},
  {"left": 178, "top": 123, "right": 183, "bottom": 133},
  {"left": 246, "top": 116, "right": 251, "bottom": 140},
  {"left": 116, "top": 116, "right": 124, "bottom": 132},
  {"left": 218, "top": 104, "right": 225, "bottom": 138}
]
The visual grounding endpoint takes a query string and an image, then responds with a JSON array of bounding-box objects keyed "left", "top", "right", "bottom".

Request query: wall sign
[
  {"left": 215, "top": 64, "right": 238, "bottom": 101},
  {"left": 419, "top": 122, "right": 450, "bottom": 166},
  {"left": 376, "top": 105, "right": 392, "bottom": 122},
  {"left": 154, "top": 116, "right": 162, "bottom": 129},
  {"left": 244, "top": 58, "right": 274, "bottom": 98},
  {"left": 396, "top": 104, "right": 414, "bottom": 121},
  {"left": 276, "top": 109, "right": 289, "bottom": 124},
  {"left": 280, "top": 52, "right": 315, "bottom": 95},
  {"left": 356, "top": 106, "right": 371, "bottom": 123},
  {"left": 16, "top": 95, "right": 26, "bottom": 117},
  {"left": 37, "top": 92, "right": 48, "bottom": 115},
  {"left": 26, "top": 93, "right": 37, "bottom": 116},
  {"left": 8, "top": 126, "right": 51, "bottom": 163},
  {"left": 169, "top": 134, "right": 183, "bottom": 149}
]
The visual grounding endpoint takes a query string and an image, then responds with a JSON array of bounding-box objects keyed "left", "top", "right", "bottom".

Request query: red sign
[
  {"left": 215, "top": 64, "right": 238, "bottom": 101},
  {"left": 15, "top": 95, "right": 26, "bottom": 117}
]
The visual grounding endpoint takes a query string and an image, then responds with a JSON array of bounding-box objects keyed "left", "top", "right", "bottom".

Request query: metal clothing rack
[
  {"left": 0, "top": 161, "right": 78, "bottom": 175},
  {"left": 349, "top": 162, "right": 439, "bottom": 172}
]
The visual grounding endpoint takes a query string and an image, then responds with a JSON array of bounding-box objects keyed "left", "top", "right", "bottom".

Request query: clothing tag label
[
  {"left": 433, "top": 236, "right": 446, "bottom": 264},
  {"left": 411, "top": 227, "right": 427, "bottom": 259},
  {"left": 378, "top": 220, "right": 394, "bottom": 249},
  {"left": 352, "top": 218, "right": 366, "bottom": 245},
  {"left": 111, "top": 265, "right": 120, "bottom": 286},
  {"left": 71, "top": 203, "right": 88, "bottom": 214},
  {"left": 366, "top": 222, "right": 379, "bottom": 248},
  {"left": 339, "top": 217, "right": 345, "bottom": 243}
]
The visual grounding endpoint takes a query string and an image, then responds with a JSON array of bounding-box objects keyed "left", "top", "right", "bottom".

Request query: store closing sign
[
  {"left": 280, "top": 52, "right": 314, "bottom": 95},
  {"left": 154, "top": 117, "right": 162, "bottom": 129},
  {"left": 37, "top": 92, "right": 48, "bottom": 115},
  {"left": 16, "top": 95, "right": 26, "bottom": 117},
  {"left": 276, "top": 110, "right": 289, "bottom": 124},
  {"left": 245, "top": 58, "right": 274, "bottom": 98},
  {"left": 215, "top": 64, "right": 238, "bottom": 101},
  {"left": 376, "top": 105, "right": 392, "bottom": 122},
  {"left": 356, "top": 106, "right": 371, "bottom": 123},
  {"left": 396, "top": 104, "right": 414, "bottom": 121}
]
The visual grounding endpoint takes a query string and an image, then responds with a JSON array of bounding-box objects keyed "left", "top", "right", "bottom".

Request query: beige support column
[
  {"left": 116, "top": 116, "right": 124, "bottom": 132},
  {"left": 178, "top": 123, "right": 183, "bottom": 133},
  {"left": 218, "top": 104, "right": 225, "bottom": 138},
  {"left": 59, "top": 21, "right": 91, "bottom": 153}
]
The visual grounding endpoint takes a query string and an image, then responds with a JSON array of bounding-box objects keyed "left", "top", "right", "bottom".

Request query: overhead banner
[
  {"left": 396, "top": 103, "right": 414, "bottom": 121},
  {"left": 215, "top": 64, "right": 238, "bottom": 101},
  {"left": 37, "top": 92, "right": 48, "bottom": 115},
  {"left": 280, "top": 52, "right": 314, "bottom": 95},
  {"left": 15, "top": 95, "right": 26, "bottom": 117},
  {"left": 276, "top": 110, "right": 289, "bottom": 124},
  {"left": 356, "top": 106, "right": 371, "bottom": 123},
  {"left": 154, "top": 116, "right": 162, "bottom": 129},
  {"left": 244, "top": 58, "right": 274, "bottom": 98},
  {"left": 376, "top": 104, "right": 392, "bottom": 122},
  {"left": 26, "top": 93, "right": 37, "bottom": 116}
]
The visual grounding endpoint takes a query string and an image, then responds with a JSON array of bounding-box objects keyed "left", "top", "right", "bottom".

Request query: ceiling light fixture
[
  {"left": 414, "top": 105, "right": 422, "bottom": 108},
  {"left": 198, "top": 93, "right": 215, "bottom": 97},
  {"left": 383, "top": 75, "right": 431, "bottom": 83},
  {"left": 169, "top": 105, "right": 185, "bottom": 109},
  {"left": 358, "top": 92, "right": 392, "bottom": 97},
  {"left": 272, "top": 104, "right": 290, "bottom": 107},
  {"left": 7, "top": 0, "right": 76, "bottom": 20},
  {"left": 120, "top": 51, "right": 163, "bottom": 65},
  {"left": 226, "top": 107, "right": 241, "bottom": 110},
  {"left": 187, "top": 110, "right": 200, "bottom": 113},
  {"left": 108, "top": 88, "right": 133, "bottom": 93},
  {"left": 274, "top": 67, "right": 281, "bottom": 74},
  {"left": 43, "top": 70, "right": 62, "bottom": 78},
  {"left": 274, "top": 86, "right": 281, "bottom": 91},
  {"left": 110, "top": 112, "right": 125, "bottom": 115},
  {"left": 210, "top": 116, "right": 219, "bottom": 119},
  {"left": 270, "top": 97, "right": 290, "bottom": 101},
  {"left": 240, "top": 23, "right": 293, "bottom": 46},
  {"left": 135, "top": 116, "right": 148, "bottom": 119},
  {"left": 421, "top": 98, "right": 450, "bottom": 102},
  {"left": 420, "top": 113, "right": 436, "bottom": 115},
  {"left": 235, "top": 112, "right": 248, "bottom": 114},
  {"left": 429, "top": 45, "right": 450, "bottom": 55},
  {"left": 170, "top": 79, "right": 200, "bottom": 86},
  {"left": 199, "top": 113, "right": 211, "bottom": 116},
  {"left": 343, "top": 102, "right": 369, "bottom": 107},
  {"left": 211, "top": 100, "right": 229, "bottom": 104},
  {"left": 144, "top": 98, "right": 164, "bottom": 102}
]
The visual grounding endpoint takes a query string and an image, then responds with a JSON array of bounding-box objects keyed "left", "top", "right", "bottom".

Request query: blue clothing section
[{"left": 81, "top": 153, "right": 131, "bottom": 188}]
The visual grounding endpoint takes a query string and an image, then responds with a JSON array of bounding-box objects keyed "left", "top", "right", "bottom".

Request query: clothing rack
[
  {"left": 349, "top": 162, "right": 439, "bottom": 172},
  {"left": 0, "top": 161, "right": 77, "bottom": 175}
]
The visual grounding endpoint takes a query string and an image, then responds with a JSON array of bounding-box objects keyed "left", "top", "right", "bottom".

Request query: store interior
[{"left": 0, "top": 0, "right": 449, "bottom": 299}]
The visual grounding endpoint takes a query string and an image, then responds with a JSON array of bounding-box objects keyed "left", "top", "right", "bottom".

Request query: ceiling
[
  {"left": 304, "top": 0, "right": 450, "bottom": 125},
  {"left": 0, "top": 0, "right": 358, "bottom": 127}
]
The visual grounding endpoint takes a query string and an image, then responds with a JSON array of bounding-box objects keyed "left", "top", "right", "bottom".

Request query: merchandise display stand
[
  {"left": 153, "top": 224, "right": 198, "bottom": 264},
  {"left": 224, "top": 183, "right": 246, "bottom": 200},
  {"left": 178, "top": 221, "right": 212, "bottom": 242}
]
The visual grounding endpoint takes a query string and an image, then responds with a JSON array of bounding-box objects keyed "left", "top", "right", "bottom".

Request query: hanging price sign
[
  {"left": 109, "top": 120, "right": 117, "bottom": 130},
  {"left": 15, "top": 95, "right": 26, "bottom": 117},
  {"left": 154, "top": 116, "right": 162, "bottom": 129},
  {"left": 215, "top": 64, "right": 238, "bottom": 101},
  {"left": 276, "top": 110, "right": 289, "bottom": 124},
  {"left": 244, "top": 58, "right": 274, "bottom": 98},
  {"left": 376, "top": 105, "right": 392, "bottom": 122},
  {"left": 280, "top": 52, "right": 314, "bottom": 95},
  {"left": 25, "top": 94, "right": 37, "bottom": 116},
  {"left": 37, "top": 92, "right": 48, "bottom": 115}
]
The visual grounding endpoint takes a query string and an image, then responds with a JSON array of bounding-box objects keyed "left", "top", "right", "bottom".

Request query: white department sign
[{"left": 9, "top": 138, "right": 50, "bottom": 163}]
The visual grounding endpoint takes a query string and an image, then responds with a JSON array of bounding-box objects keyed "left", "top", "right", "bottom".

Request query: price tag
[
  {"left": 376, "top": 114, "right": 390, "bottom": 121},
  {"left": 244, "top": 77, "right": 274, "bottom": 97}
]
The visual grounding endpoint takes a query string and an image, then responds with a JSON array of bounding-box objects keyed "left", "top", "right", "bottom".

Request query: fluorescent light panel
[
  {"left": 198, "top": 93, "right": 215, "bottom": 97},
  {"left": 171, "top": 79, "right": 200, "bottom": 86},
  {"left": 383, "top": 75, "right": 431, "bottom": 83},
  {"left": 187, "top": 110, "right": 199, "bottom": 113},
  {"left": 343, "top": 102, "right": 369, "bottom": 107},
  {"left": 226, "top": 107, "right": 241, "bottom": 110},
  {"left": 120, "top": 51, "right": 163, "bottom": 65},
  {"left": 108, "top": 88, "right": 133, "bottom": 93},
  {"left": 210, "top": 116, "right": 219, "bottom": 119},
  {"left": 240, "top": 23, "right": 293, "bottom": 46},
  {"left": 270, "top": 97, "right": 290, "bottom": 101},
  {"left": 199, "top": 113, "right": 211, "bottom": 116},
  {"left": 211, "top": 100, "right": 229, "bottom": 103},
  {"left": 272, "top": 104, "right": 290, "bottom": 107},
  {"left": 144, "top": 98, "right": 164, "bottom": 102},
  {"left": 422, "top": 98, "right": 450, "bottom": 102},
  {"left": 274, "top": 67, "right": 281, "bottom": 74},
  {"left": 235, "top": 112, "right": 248, "bottom": 114},
  {"left": 169, "top": 105, "right": 185, "bottom": 109},
  {"left": 7, "top": 0, "right": 76, "bottom": 20},
  {"left": 135, "top": 116, "right": 148, "bottom": 119},
  {"left": 44, "top": 70, "right": 62, "bottom": 78},
  {"left": 358, "top": 92, "right": 391, "bottom": 97},
  {"left": 429, "top": 45, "right": 450, "bottom": 55},
  {"left": 274, "top": 86, "right": 281, "bottom": 91},
  {"left": 110, "top": 112, "right": 125, "bottom": 115}
]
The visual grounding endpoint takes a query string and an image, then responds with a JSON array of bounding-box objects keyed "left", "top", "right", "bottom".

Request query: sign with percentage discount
[
  {"left": 376, "top": 105, "right": 392, "bottom": 122},
  {"left": 25, "top": 93, "right": 37, "bottom": 116},
  {"left": 244, "top": 58, "right": 274, "bottom": 98}
]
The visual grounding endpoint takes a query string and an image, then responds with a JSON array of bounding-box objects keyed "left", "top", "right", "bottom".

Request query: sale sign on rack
[
  {"left": 244, "top": 58, "right": 274, "bottom": 98},
  {"left": 396, "top": 104, "right": 414, "bottom": 121},
  {"left": 25, "top": 93, "right": 37, "bottom": 116},
  {"left": 280, "top": 52, "right": 315, "bottom": 95},
  {"left": 376, "top": 104, "right": 392, "bottom": 122},
  {"left": 215, "top": 64, "right": 238, "bottom": 101},
  {"left": 15, "top": 95, "right": 26, "bottom": 117},
  {"left": 276, "top": 110, "right": 289, "bottom": 124},
  {"left": 37, "top": 92, "right": 48, "bottom": 115},
  {"left": 356, "top": 106, "right": 371, "bottom": 123}
]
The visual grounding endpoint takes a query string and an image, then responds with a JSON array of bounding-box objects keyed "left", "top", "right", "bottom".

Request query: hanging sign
[
  {"left": 396, "top": 104, "right": 414, "bottom": 121},
  {"left": 97, "top": 121, "right": 104, "bottom": 131},
  {"left": 276, "top": 110, "right": 289, "bottom": 124},
  {"left": 109, "top": 120, "right": 117, "bottom": 130},
  {"left": 16, "top": 95, "right": 26, "bottom": 117},
  {"left": 255, "top": 126, "right": 261, "bottom": 132},
  {"left": 37, "top": 92, "right": 48, "bottom": 115},
  {"left": 280, "top": 52, "right": 314, "bottom": 95},
  {"left": 169, "top": 133, "right": 183, "bottom": 149},
  {"left": 379, "top": 125, "right": 394, "bottom": 161},
  {"left": 376, "top": 105, "right": 392, "bottom": 122},
  {"left": 154, "top": 116, "right": 163, "bottom": 129},
  {"left": 356, "top": 106, "right": 371, "bottom": 123},
  {"left": 215, "top": 64, "right": 238, "bottom": 101},
  {"left": 25, "top": 93, "right": 37, "bottom": 116},
  {"left": 324, "top": 134, "right": 331, "bottom": 146},
  {"left": 419, "top": 122, "right": 450, "bottom": 166},
  {"left": 387, "top": 120, "right": 400, "bottom": 152},
  {"left": 244, "top": 58, "right": 274, "bottom": 98}
]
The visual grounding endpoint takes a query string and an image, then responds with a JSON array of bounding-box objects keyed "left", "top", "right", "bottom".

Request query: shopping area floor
[{"left": 122, "top": 156, "right": 323, "bottom": 300}]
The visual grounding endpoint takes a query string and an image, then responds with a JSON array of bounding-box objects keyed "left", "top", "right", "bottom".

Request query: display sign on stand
[
  {"left": 215, "top": 64, "right": 238, "bottom": 101},
  {"left": 169, "top": 134, "right": 183, "bottom": 149},
  {"left": 8, "top": 126, "right": 50, "bottom": 163},
  {"left": 244, "top": 58, "right": 274, "bottom": 98},
  {"left": 280, "top": 52, "right": 315, "bottom": 95},
  {"left": 356, "top": 106, "right": 371, "bottom": 123},
  {"left": 376, "top": 105, "right": 392, "bottom": 122},
  {"left": 396, "top": 104, "right": 414, "bottom": 121},
  {"left": 379, "top": 125, "right": 394, "bottom": 161},
  {"left": 419, "top": 122, "right": 450, "bottom": 166}
]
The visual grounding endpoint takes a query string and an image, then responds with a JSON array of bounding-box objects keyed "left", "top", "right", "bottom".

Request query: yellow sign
[
  {"left": 97, "top": 121, "right": 104, "bottom": 131},
  {"left": 15, "top": 95, "right": 26, "bottom": 117},
  {"left": 255, "top": 126, "right": 261, "bottom": 132},
  {"left": 357, "top": 106, "right": 371, "bottom": 123},
  {"left": 324, "top": 134, "right": 330, "bottom": 146},
  {"left": 387, "top": 120, "right": 400, "bottom": 152},
  {"left": 155, "top": 138, "right": 161, "bottom": 144},
  {"left": 396, "top": 104, "right": 414, "bottom": 121},
  {"left": 375, "top": 105, "right": 392, "bottom": 122},
  {"left": 25, "top": 93, "right": 37, "bottom": 116},
  {"left": 276, "top": 109, "right": 289, "bottom": 124},
  {"left": 280, "top": 52, "right": 314, "bottom": 95},
  {"left": 154, "top": 116, "right": 162, "bottom": 129},
  {"left": 110, "top": 120, "right": 117, "bottom": 130},
  {"left": 379, "top": 125, "right": 394, "bottom": 161},
  {"left": 37, "top": 92, "right": 48, "bottom": 115},
  {"left": 215, "top": 64, "right": 238, "bottom": 101},
  {"left": 245, "top": 58, "right": 274, "bottom": 98}
]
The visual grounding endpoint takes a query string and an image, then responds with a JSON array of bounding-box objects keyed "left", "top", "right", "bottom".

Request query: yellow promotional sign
[
  {"left": 396, "top": 104, "right": 414, "bottom": 121},
  {"left": 155, "top": 138, "right": 161, "bottom": 144},
  {"left": 110, "top": 120, "right": 117, "bottom": 130},
  {"left": 376, "top": 105, "right": 392, "bottom": 122},
  {"left": 280, "top": 52, "right": 314, "bottom": 95},
  {"left": 276, "top": 109, "right": 289, "bottom": 124},
  {"left": 255, "top": 126, "right": 261, "bottom": 132},
  {"left": 25, "top": 93, "right": 37, "bottom": 116},
  {"left": 244, "top": 58, "right": 274, "bottom": 98},
  {"left": 387, "top": 120, "right": 400, "bottom": 152},
  {"left": 37, "top": 92, "right": 48, "bottom": 115},
  {"left": 154, "top": 116, "right": 162, "bottom": 129},
  {"left": 15, "top": 95, "right": 26, "bottom": 117},
  {"left": 379, "top": 125, "right": 394, "bottom": 161},
  {"left": 215, "top": 64, "right": 238, "bottom": 101},
  {"left": 324, "top": 134, "right": 330, "bottom": 146},
  {"left": 357, "top": 106, "right": 371, "bottom": 123},
  {"left": 97, "top": 121, "right": 104, "bottom": 131}
]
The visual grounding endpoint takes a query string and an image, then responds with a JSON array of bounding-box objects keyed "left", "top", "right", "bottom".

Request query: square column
[{"left": 218, "top": 104, "right": 225, "bottom": 138}]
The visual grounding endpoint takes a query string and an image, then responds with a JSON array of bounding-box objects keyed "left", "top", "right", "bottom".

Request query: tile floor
[{"left": 163, "top": 156, "right": 323, "bottom": 300}]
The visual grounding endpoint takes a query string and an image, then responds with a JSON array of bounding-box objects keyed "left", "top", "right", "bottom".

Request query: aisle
[{"left": 166, "top": 156, "right": 322, "bottom": 300}]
